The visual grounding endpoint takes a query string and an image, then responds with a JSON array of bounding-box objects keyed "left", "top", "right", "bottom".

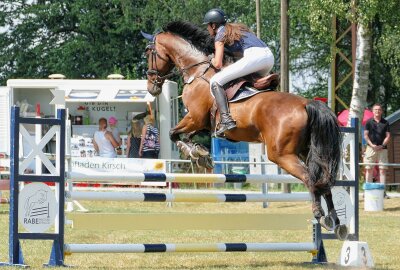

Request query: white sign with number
[
  {"left": 339, "top": 241, "right": 374, "bottom": 267},
  {"left": 18, "top": 182, "right": 58, "bottom": 233}
]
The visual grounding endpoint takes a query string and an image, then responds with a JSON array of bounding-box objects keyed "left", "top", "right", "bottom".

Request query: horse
[{"left": 144, "top": 21, "right": 347, "bottom": 240}]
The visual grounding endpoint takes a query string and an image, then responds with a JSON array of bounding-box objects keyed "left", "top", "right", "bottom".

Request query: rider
[{"left": 204, "top": 8, "right": 275, "bottom": 136}]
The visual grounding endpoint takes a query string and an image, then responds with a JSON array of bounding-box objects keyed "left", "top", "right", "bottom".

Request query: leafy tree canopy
[{"left": 0, "top": 0, "right": 399, "bottom": 113}]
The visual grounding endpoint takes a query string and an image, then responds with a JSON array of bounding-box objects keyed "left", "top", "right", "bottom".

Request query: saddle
[
  {"left": 210, "top": 73, "right": 280, "bottom": 138},
  {"left": 224, "top": 73, "right": 280, "bottom": 100}
]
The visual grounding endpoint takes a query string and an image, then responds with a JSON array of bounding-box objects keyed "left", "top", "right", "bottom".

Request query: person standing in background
[
  {"left": 126, "top": 119, "right": 142, "bottom": 158},
  {"left": 139, "top": 112, "right": 160, "bottom": 159},
  {"left": 363, "top": 103, "right": 391, "bottom": 197},
  {"left": 108, "top": 116, "right": 121, "bottom": 144},
  {"left": 93, "top": 118, "right": 120, "bottom": 158}
]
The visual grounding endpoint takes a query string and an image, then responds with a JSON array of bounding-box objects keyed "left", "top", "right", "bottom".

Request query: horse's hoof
[
  {"left": 319, "top": 215, "right": 335, "bottom": 231},
  {"left": 334, "top": 224, "right": 348, "bottom": 241},
  {"left": 176, "top": 141, "right": 191, "bottom": 158},
  {"left": 196, "top": 156, "right": 214, "bottom": 169},
  {"left": 193, "top": 143, "right": 209, "bottom": 156},
  {"left": 189, "top": 148, "right": 200, "bottom": 159}
]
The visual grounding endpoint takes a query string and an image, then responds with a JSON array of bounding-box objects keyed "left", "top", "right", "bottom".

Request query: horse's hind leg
[
  {"left": 323, "top": 191, "right": 348, "bottom": 240},
  {"left": 309, "top": 189, "right": 340, "bottom": 234},
  {"left": 321, "top": 191, "right": 338, "bottom": 230},
  {"left": 310, "top": 191, "right": 325, "bottom": 223},
  {"left": 270, "top": 154, "right": 331, "bottom": 231}
]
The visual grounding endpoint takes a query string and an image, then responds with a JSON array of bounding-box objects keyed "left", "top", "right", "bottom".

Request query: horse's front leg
[
  {"left": 170, "top": 113, "right": 213, "bottom": 169},
  {"left": 169, "top": 112, "right": 203, "bottom": 142}
]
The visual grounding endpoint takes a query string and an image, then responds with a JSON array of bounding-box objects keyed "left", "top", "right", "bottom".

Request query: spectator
[
  {"left": 93, "top": 118, "right": 120, "bottom": 158},
  {"left": 363, "top": 103, "right": 391, "bottom": 196},
  {"left": 139, "top": 115, "right": 160, "bottom": 159},
  {"left": 126, "top": 119, "right": 142, "bottom": 158},
  {"left": 108, "top": 116, "right": 121, "bottom": 144}
]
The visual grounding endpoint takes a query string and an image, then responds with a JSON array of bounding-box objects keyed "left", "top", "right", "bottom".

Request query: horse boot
[{"left": 211, "top": 82, "right": 236, "bottom": 136}]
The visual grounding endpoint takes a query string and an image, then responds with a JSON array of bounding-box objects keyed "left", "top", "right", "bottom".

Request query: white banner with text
[{"left": 70, "top": 157, "right": 166, "bottom": 186}]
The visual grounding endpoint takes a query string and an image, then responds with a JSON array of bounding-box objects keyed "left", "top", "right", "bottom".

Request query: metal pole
[
  {"left": 256, "top": 0, "right": 261, "bottom": 38},
  {"left": 280, "top": 0, "right": 289, "bottom": 93},
  {"left": 280, "top": 0, "right": 291, "bottom": 193}
]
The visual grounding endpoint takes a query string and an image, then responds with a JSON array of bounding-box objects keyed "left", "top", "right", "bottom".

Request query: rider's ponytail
[{"left": 222, "top": 23, "right": 250, "bottom": 45}]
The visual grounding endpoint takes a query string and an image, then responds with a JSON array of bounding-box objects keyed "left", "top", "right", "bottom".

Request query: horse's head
[{"left": 145, "top": 33, "right": 175, "bottom": 96}]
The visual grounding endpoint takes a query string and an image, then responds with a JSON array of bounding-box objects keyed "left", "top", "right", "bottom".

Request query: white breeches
[{"left": 210, "top": 46, "right": 274, "bottom": 88}]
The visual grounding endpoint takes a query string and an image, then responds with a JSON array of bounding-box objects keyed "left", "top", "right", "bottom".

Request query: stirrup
[{"left": 215, "top": 121, "right": 236, "bottom": 136}]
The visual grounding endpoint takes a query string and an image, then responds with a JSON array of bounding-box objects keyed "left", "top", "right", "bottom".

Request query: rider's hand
[{"left": 209, "top": 57, "right": 221, "bottom": 71}]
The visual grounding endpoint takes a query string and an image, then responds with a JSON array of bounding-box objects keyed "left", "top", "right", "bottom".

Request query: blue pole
[
  {"left": 9, "top": 106, "right": 24, "bottom": 265},
  {"left": 47, "top": 108, "right": 66, "bottom": 266},
  {"left": 0, "top": 106, "right": 67, "bottom": 267},
  {"left": 351, "top": 117, "right": 360, "bottom": 241}
]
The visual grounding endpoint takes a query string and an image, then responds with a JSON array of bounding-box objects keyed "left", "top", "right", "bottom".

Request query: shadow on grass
[
  {"left": 275, "top": 205, "right": 294, "bottom": 209},
  {"left": 87, "top": 261, "right": 356, "bottom": 270},
  {"left": 384, "top": 206, "right": 400, "bottom": 212}
]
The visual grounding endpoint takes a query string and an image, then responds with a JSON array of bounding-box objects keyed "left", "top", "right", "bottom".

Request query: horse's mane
[{"left": 163, "top": 21, "right": 215, "bottom": 55}]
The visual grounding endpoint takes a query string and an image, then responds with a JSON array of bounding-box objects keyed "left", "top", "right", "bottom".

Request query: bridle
[
  {"left": 145, "top": 42, "right": 177, "bottom": 85},
  {"left": 146, "top": 36, "right": 212, "bottom": 90}
]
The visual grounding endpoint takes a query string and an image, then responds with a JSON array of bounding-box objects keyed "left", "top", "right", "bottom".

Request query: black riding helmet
[{"left": 203, "top": 8, "right": 227, "bottom": 25}]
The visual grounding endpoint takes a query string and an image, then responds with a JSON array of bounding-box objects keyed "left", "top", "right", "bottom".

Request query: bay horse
[{"left": 144, "top": 21, "right": 347, "bottom": 240}]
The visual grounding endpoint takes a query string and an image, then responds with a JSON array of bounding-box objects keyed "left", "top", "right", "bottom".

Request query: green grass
[{"left": 0, "top": 191, "right": 399, "bottom": 269}]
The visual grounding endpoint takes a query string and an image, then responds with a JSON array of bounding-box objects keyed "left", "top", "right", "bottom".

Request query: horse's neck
[
  {"left": 163, "top": 36, "right": 215, "bottom": 108},
  {"left": 165, "top": 38, "right": 209, "bottom": 76}
]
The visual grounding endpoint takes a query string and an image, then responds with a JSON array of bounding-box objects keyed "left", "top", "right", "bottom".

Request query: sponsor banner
[
  {"left": 70, "top": 157, "right": 167, "bottom": 186},
  {"left": 18, "top": 182, "right": 58, "bottom": 233}
]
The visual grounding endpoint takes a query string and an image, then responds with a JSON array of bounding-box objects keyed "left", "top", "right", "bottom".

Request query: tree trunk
[{"left": 347, "top": 23, "right": 372, "bottom": 126}]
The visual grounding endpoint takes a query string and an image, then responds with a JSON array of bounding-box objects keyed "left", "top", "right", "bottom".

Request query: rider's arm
[{"left": 212, "top": 41, "right": 224, "bottom": 69}]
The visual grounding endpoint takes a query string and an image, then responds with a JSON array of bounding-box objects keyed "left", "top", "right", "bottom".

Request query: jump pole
[
  {"left": 67, "top": 191, "right": 311, "bottom": 202},
  {"left": 64, "top": 242, "right": 318, "bottom": 254},
  {"left": 0, "top": 107, "right": 360, "bottom": 267}
]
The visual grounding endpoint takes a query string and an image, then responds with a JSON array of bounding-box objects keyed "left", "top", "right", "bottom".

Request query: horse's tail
[{"left": 305, "top": 100, "right": 342, "bottom": 192}]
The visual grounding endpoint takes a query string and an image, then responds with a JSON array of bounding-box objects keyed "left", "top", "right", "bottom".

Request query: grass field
[{"left": 0, "top": 190, "right": 399, "bottom": 270}]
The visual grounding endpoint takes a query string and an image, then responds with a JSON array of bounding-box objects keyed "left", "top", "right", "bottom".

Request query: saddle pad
[{"left": 229, "top": 86, "right": 272, "bottom": 103}]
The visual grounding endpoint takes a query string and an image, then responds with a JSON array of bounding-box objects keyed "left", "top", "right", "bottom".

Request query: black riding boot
[{"left": 211, "top": 82, "right": 236, "bottom": 136}]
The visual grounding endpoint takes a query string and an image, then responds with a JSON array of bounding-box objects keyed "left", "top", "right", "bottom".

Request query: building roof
[{"left": 386, "top": 109, "right": 400, "bottom": 125}]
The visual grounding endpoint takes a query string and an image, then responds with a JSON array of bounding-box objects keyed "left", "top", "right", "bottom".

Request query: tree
[
  {"left": 298, "top": 0, "right": 400, "bottom": 117},
  {"left": 0, "top": 0, "right": 158, "bottom": 83},
  {"left": 1, "top": 0, "right": 399, "bottom": 117},
  {"left": 348, "top": 0, "right": 400, "bottom": 120}
]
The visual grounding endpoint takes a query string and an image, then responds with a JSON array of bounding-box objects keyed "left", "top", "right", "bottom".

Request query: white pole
[{"left": 65, "top": 242, "right": 316, "bottom": 253}]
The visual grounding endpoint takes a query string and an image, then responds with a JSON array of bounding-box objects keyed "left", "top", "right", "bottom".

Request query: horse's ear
[{"left": 140, "top": 30, "right": 154, "bottom": 41}]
